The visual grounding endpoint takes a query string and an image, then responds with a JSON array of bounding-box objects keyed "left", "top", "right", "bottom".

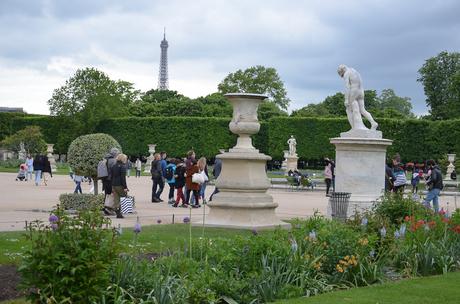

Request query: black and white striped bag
[{"left": 120, "top": 196, "right": 135, "bottom": 214}]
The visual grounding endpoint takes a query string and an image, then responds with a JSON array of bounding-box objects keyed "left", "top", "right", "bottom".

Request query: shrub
[
  {"left": 372, "top": 194, "right": 432, "bottom": 225},
  {"left": 0, "top": 159, "right": 23, "bottom": 168},
  {"left": 59, "top": 193, "right": 104, "bottom": 210},
  {"left": 67, "top": 133, "right": 121, "bottom": 194},
  {"left": 19, "top": 207, "right": 118, "bottom": 303}
]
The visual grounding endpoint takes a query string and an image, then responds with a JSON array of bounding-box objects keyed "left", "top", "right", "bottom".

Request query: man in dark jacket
[
  {"left": 33, "top": 154, "right": 46, "bottom": 186},
  {"left": 151, "top": 153, "right": 163, "bottom": 202},
  {"left": 111, "top": 153, "right": 128, "bottom": 218},
  {"left": 423, "top": 159, "right": 443, "bottom": 213}
]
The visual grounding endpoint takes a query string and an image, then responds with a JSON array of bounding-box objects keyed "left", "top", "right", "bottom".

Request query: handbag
[
  {"left": 120, "top": 196, "right": 135, "bottom": 214},
  {"left": 192, "top": 172, "right": 205, "bottom": 184},
  {"left": 104, "top": 194, "right": 115, "bottom": 209}
]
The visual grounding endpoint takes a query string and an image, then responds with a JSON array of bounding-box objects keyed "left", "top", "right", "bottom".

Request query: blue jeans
[
  {"left": 200, "top": 182, "right": 207, "bottom": 200},
  {"left": 34, "top": 170, "right": 42, "bottom": 185},
  {"left": 424, "top": 188, "right": 441, "bottom": 213},
  {"left": 74, "top": 181, "right": 82, "bottom": 194}
]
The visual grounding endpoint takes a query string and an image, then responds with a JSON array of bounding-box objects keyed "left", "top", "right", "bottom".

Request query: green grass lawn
[
  {"left": 275, "top": 271, "right": 460, "bottom": 304},
  {"left": 0, "top": 224, "right": 254, "bottom": 265}
]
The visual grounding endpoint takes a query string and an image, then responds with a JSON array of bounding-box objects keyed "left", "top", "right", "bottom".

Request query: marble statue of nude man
[{"left": 337, "top": 64, "right": 378, "bottom": 131}]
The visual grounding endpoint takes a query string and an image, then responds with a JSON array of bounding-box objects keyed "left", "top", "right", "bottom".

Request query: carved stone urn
[
  {"left": 205, "top": 93, "right": 288, "bottom": 229},
  {"left": 46, "top": 144, "right": 57, "bottom": 172}
]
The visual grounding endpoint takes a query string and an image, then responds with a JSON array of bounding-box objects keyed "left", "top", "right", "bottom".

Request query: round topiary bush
[{"left": 67, "top": 133, "right": 121, "bottom": 194}]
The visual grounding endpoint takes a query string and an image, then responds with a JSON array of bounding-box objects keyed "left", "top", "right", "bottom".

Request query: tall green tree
[
  {"left": 0, "top": 126, "right": 47, "bottom": 154},
  {"left": 48, "top": 67, "right": 139, "bottom": 132},
  {"left": 218, "top": 65, "right": 290, "bottom": 110},
  {"left": 141, "top": 89, "right": 187, "bottom": 103},
  {"left": 377, "top": 89, "right": 413, "bottom": 117},
  {"left": 418, "top": 51, "right": 460, "bottom": 119}
]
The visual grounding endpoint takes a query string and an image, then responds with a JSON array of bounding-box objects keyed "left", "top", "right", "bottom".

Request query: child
[
  {"left": 173, "top": 160, "right": 187, "bottom": 207},
  {"left": 165, "top": 159, "right": 177, "bottom": 204},
  {"left": 16, "top": 164, "right": 27, "bottom": 181},
  {"left": 73, "top": 174, "right": 83, "bottom": 194}
]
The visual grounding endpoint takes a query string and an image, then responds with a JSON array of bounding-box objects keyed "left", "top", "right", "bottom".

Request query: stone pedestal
[
  {"left": 205, "top": 93, "right": 288, "bottom": 229},
  {"left": 330, "top": 134, "right": 392, "bottom": 216},
  {"left": 445, "top": 154, "right": 456, "bottom": 181},
  {"left": 285, "top": 155, "right": 299, "bottom": 173},
  {"left": 46, "top": 144, "right": 57, "bottom": 172},
  {"left": 144, "top": 144, "right": 156, "bottom": 173}
]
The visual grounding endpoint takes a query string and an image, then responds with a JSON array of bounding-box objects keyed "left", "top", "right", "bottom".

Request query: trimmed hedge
[
  {"left": 3, "top": 112, "right": 460, "bottom": 162},
  {"left": 97, "top": 117, "right": 239, "bottom": 158},
  {"left": 59, "top": 193, "right": 104, "bottom": 210}
]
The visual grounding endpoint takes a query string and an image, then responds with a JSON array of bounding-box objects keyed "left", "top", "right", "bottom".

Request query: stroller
[{"left": 16, "top": 164, "right": 27, "bottom": 181}]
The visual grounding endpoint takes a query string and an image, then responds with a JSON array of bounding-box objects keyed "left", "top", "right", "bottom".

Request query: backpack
[
  {"left": 97, "top": 159, "right": 108, "bottom": 179},
  {"left": 165, "top": 165, "right": 174, "bottom": 180}
]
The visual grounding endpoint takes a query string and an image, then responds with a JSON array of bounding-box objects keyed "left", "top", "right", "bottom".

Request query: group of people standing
[
  {"left": 385, "top": 154, "right": 444, "bottom": 212},
  {"left": 16, "top": 154, "right": 53, "bottom": 186},
  {"left": 150, "top": 150, "right": 212, "bottom": 208}
]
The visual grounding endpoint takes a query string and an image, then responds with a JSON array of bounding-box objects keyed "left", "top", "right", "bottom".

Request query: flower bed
[{"left": 19, "top": 195, "right": 460, "bottom": 303}]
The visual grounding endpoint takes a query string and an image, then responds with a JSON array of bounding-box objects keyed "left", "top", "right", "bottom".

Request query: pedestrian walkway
[{"left": 0, "top": 173, "right": 455, "bottom": 231}]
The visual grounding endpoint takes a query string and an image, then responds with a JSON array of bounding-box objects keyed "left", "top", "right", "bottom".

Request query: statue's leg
[
  {"left": 345, "top": 102, "right": 354, "bottom": 129},
  {"left": 351, "top": 100, "right": 366, "bottom": 129},
  {"left": 357, "top": 98, "right": 378, "bottom": 130}
]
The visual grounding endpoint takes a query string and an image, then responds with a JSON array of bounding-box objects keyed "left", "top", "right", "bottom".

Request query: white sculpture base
[
  {"left": 204, "top": 150, "right": 289, "bottom": 229},
  {"left": 144, "top": 156, "right": 154, "bottom": 173},
  {"left": 330, "top": 136, "right": 392, "bottom": 217},
  {"left": 285, "top": 155, "right": 299, "bottom": 173}
]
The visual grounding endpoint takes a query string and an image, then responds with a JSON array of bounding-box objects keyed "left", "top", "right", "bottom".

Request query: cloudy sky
[{"left": 1, "top": 0, "right": 459, "bottom": 115}]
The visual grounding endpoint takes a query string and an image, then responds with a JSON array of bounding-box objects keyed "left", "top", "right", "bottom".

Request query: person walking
[
  {"left": 126, "top": 159, "right": 132, "bottom": 178},
  {"left": 155, "top": 152, "right": 167, "bottom": 200},
  {"left": 73, "top": 174, "right": 83, "bottom": 194},
  {"left": 32, "top": 154, "right": 45, "bottom": 186},
  {"left": 198, "top": 157, "right": 209, "bottom": 204},
  {"left": 423, "top": 159, "right": 443, "bottom": 213},
  {"left": 392, "top": 154, "right": 406, "bottom": 193},
  {"left": 165, "top": 159, "right": 177, "bottom": 204},
  {"left": 135, "top": 158, "right": 142, "bottom": 178},
  {"left": 151, "top": 153, "right": 163, "bottom": 202},
  {"left": 173, "top": 159, "right": 187, "bottom": 207},
  {"left": 324, "top": 158, "right": 333, "bottom": 196},
  {"left": 185, "top": 159, "right": 200, "bottom": 208},
  {"left": 42, "top": 157, "right": 53, "bottom": 186},
  {"left": 209, "top": 152, "right": 223, "bottom": 201},
  {"left": 111, "top": 153, "right": 129, "bottom": 218},
  {"left": 25, "top": 154, "right": 33, "bottom": 181}
]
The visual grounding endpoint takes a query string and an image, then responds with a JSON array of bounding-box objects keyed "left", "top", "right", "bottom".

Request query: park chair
[{"left": 286, "top": 176, "right": 300, "bottom": 191}]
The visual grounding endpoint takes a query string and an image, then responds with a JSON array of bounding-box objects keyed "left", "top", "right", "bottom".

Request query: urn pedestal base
[
  {"left": 329, "top": 136, "right": 392, "bottom": 217},
  {"left": 204, "top": 151, "right": 288, "bottom": 229}
]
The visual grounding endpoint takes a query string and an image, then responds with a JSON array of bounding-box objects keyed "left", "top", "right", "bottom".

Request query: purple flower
[
  {"left": 157, "top": 219, "right": 162, "bottom": 224},
  {"left": 369, "top": 250, "right": 376, "bottom": 258},
  {"left": 134, "top": 222, "right": 141, "bottom": 234},
  {"left": 252, "top": 228, "right": 258, "bottom": 236},
  {"left": 51, "top": 223, "right": 58, "bottom": 231},
  {"left": 380, "top": 227, "right": 387, "bottom": 238},
  {"left": 183, "top": 217, "right": 190, "bottom": 223},
  {"left": 361, "top": 217, "right": 368, "bottom": 226},
  {"left": 394, "top": 230, "right": 400, "bottom": 239},
  {"left": 49, "top": 214, "right": 59, "bottom": 223},
  {"left": 290, "top": 238, "right": 298, "bottom": 252},
  {"left": 308, "top": 230, "right": 317, "bottom": 241}
]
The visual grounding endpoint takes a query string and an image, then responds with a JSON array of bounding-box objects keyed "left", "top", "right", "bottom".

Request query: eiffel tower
[{"left": 157, "top": 28, "right": 169, "bottom": 90}]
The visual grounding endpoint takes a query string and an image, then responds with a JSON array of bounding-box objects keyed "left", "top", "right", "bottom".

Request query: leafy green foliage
[
  {"left": 0, "top": 112, "right": 27, "bottom": 141},
  {"left": 292, "top": 89, "right": 414, "bottom": 119},
  {"left": 48, "top": 67, "right": 140, "bottom": 133},
  {"left": 59, "top": 193, "right": 104, "bottom": 210},
  {"left": 19, "top": 207, "right": 118, "bottom": 303},
  {"left": 418, "top": 51, "right": 460, "bottom": 119},
  {"left": 218, "top": 65, "right": 290, "bottom": 110},
  {"left": 0, "top": 125, "right": 47, "bottom": 154},
  {"left": 373, "top": 194, "right": 432, "bottom": 225},
  {"left": 67, "top": 133, "right": 121, "bottom": 180}
]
